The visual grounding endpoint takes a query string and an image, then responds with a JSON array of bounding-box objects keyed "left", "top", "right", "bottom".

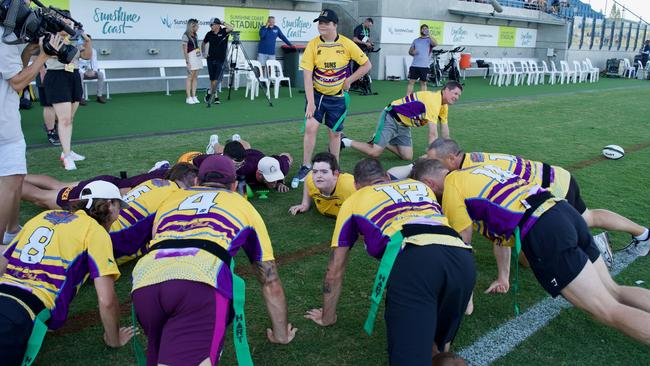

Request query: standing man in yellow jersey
[
  {"left": 426, "top": 138, "right": 650, "bottom": 263},
  {"left": 289, "top": 152, "right": 355, "bottom": 217},
  {"left": 305, "top": 158, "right": 475, "bottom": 364},
  {"left": 131, "top": 155, "right": 296, "bottom": 366},
  {"left": 293, "top": 9, "right": 371, "bottom": 183},
  {"left": 341, "top": 81, "right": 462, "bottom": 160},
  {"left": 412, "top": 159, "right": 650, "bottom": 346},
  {"left": 0, "top": 181, "right": 134, "bottom": 365}
]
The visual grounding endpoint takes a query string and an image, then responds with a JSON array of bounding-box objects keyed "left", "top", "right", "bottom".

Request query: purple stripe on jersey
[
  {"left": 549, "top": 166, "right": 556, "bottom": 185},
  {"left": 124, "top": 206, "right": 145, "bottom": 221},
  {"left": 512, "top": 157, "right": 524, "bottom": 176},
  {"left": 492, "top": 182, "right": 527, "bottom": 205},
  {"left": 355, "top": 217, "right": 389, "bottom": 259},
  {"left": 232, "top": 227, "right": 264, "bottom": 263},
  {"left": 485, "top": 177, "right": 521, "bottom": 201},
  {"left": 335, "top": 217, "right": 360, "bottom": 248},
  {"left": 6, "top": 258, "right": 66, "bottom": 277},
  {"left": 154, "top": 248, "right": 200, "bottom": 258},
  {"left": 465, "top": 198, "right": 522, "bottom": 240},
  {"left": 50, "top": 252, "right": 90, "bottom": 329},
  {"left": 391, "top": 101, "right": 426, "bottom": 119},
  {"left": 215, "top": 264, "right": 233, "bottom": 299},
  {"left": 156, "top": 213, "right": 239, "bottom": 234},
  {"left": 118, "top": 211, "right": 138, "bottom": 226},
  {"left": 521, "top": 160, "right": 533, "bottom": 182},
  {"left": 371, "top": 201, "right": 438, "bottom": 229},
  {"left": 161, "top": 222, "right": 236, "bottom": 241},
  {"left": 110, "top": 215, "right": 155, "bottom": 260},
  {"left": 314, "top": 68, "right": 349, "bottom": 78}
]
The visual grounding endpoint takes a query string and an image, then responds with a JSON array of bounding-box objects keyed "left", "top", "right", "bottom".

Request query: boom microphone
[{"left": 490, "top": 0, "right": 504, "bottom": 13}]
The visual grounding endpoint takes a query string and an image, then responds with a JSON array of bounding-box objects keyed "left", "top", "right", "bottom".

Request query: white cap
[
  {"left": 257, "top": 157, "right": 285, "bottom": 182},
  {"left": 79, "top": 180, "right": 127, "bottom": 209}
]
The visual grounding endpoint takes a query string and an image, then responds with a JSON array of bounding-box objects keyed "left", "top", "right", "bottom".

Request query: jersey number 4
[
  {"left": 19, "top": 227, "right": 54, "bottom": 264},
  {"left": 178, "top": 192, "right": 219, "bottom": 214}
]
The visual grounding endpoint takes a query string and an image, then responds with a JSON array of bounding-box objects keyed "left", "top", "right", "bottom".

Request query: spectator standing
[
  {"left": 258, "top": 16, "right": 293, "bottom": 66},
  {"left": 182, "top": 19, "right": 202, "bottom": 105},
  {"left": 0, "top": 26, "right": 62, "bottom": 248},
  {"left": 407, "top": 24, "right": 437, "bottom": 95},
  {"left": 641, "top": 40, "right": 650, "bottom": 67},
  {"left": 43, "top": 14, "right": 92, "bottom": 171},
  {"left": 201, "top": 18, "right": 233, "bottom": 105},
  {"left": 78, "top": 35, "right": 106, "bottom": 104}
]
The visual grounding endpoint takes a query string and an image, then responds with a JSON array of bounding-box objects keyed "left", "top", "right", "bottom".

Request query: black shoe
[
  {"left": 96, "top": 96, "right": 107, "bottom": 104},
  {"left": 47, "top": 130, "right": 60, "bottom": 146},
  {"left": 79, "top": 98, "right": 87, "bottom": 106},
  {"left": 214, "top": 96, "right": 221, "bottom": 104},
  {"left": 204, "top": 92, "right": 211, "bottom": 103}
]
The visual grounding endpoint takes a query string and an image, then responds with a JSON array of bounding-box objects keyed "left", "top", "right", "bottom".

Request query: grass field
[{"left": 17, "top": 77, "right": 650, "bottom": 365}]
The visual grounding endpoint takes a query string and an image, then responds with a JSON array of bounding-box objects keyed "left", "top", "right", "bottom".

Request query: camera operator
[
  {"left": 201, "top": 18, "right": 233, "bottom": 104},
  {"left": 352, "top": 18, "right": 374, "bottom": 52},
  {"left": 43, "top": 11, "right": 92, "bottom": 171},
  {"left": 1, "top": 18, "right": 62, "bottom": 248}
]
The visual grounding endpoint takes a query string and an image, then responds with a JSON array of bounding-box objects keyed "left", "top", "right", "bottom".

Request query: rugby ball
[{"left": 602, "top": 145, "right": 625, "bottom": 160}]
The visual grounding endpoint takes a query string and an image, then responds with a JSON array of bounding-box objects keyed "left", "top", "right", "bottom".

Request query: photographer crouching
[{"left": 0, "top": 0, "right": 64, "bottom": 249}]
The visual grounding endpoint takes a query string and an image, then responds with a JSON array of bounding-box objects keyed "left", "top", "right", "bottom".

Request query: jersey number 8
[{"left": 19, "top": 227, "right": 55, "bottom": 264}]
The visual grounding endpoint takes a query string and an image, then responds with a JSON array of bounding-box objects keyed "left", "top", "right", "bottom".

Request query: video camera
[
  {"left": 0, "top": 0, "right": 82, "bottom": 63},
  {"left": 231, "top": 31, "right": 241, "bottom": 44}
]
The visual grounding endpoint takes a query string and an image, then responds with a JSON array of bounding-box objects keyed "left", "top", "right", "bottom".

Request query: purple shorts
[{"left": 132, "top": 280, "right": 231, "bottom": 366}]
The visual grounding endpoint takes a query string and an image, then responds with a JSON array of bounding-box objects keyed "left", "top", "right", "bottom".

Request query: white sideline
[{"left": 457, "top": 249, "right": 639, "bottom": 365}]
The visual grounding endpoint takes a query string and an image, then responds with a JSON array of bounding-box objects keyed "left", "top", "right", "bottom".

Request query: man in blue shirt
[
  {"left": 258, "top": 16, "right": 293, "bottom": 66},
  {"left": 407, "top": 24, "right": 437, "bottom": 95}
]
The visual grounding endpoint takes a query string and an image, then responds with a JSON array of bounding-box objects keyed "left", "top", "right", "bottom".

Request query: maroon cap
[{"left": 199, "top": 155, "right": 236, "bottom": 184}]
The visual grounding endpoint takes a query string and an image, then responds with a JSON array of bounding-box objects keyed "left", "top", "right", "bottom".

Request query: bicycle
[
  {"left": 428, "top": 49, "right": 447, "bottom": 87},
  {"left": 442, "top": 46, "right": 465, "bottom": 83},
  {"left": 350, "top": 46, "right": 381, "bottom": 96}
]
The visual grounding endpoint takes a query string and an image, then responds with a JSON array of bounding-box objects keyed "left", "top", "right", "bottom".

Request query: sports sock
[
  {"left": 634, "top": 228, "right": 649, "bottom": 241},
  {"left": 3, "top": 225, "right": 22, "bottom": 245}
]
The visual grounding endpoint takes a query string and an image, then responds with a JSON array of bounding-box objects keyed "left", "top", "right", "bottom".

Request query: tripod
[{"left": 208, "top": 38, "right": 273, "bottom": 107}]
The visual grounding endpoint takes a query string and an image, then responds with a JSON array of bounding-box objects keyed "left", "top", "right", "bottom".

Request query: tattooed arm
[
  {"left": 305, "top": 246, "right": 351, "bottom": 326},
  {"left": 252, "top": 260, "right": 297, "bottom": 344}
]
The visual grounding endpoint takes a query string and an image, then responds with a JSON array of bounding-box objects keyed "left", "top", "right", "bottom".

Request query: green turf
[
  {"left": 21, "top": 77, "right": 647, "bottom": 146},
  {"left": 15, "top": 79, "right": 650, "bottom": 365}
]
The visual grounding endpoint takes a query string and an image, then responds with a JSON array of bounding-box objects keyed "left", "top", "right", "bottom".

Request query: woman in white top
[
  {"left": 43, "top": 14, "right": 92, "bottom": 170},
  {"left": 182, "top": 19, "right": 203, "bottom": 104}
]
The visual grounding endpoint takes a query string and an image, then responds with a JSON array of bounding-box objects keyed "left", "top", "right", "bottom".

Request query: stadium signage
[
  {"left": 69, "top": 0, "right": 318, "bottom": 41},
  {"left": 382, "top": 17, "right": 536, "bottom": 48}
]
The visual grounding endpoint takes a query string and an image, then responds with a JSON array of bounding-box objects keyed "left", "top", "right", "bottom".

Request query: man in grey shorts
[{"left": 341, "top": 81, "right": 463, "bottom": 160}]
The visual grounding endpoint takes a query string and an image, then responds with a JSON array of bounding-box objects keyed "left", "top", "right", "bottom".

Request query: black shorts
[
  {"left": 408, "top": 66, "right": 429, "bottom": 81},
  {"left": 522, "top": 201, "right": 601, "bottom": 297},
  {"left": 0, "top": 284, "right": 44, "bottom": 365},
  {"left": 385, "top": 243, "right": 475, "bottom": 364},
  {"left": 565, "top": 175, "right": 587, "bottom": 214},
  {"left": 37, "top": 86, "right": 51, "bottom": 107},
  {"left": 43, "top": 69, "right": 83, "bottom": 104},
  {"left": 207, "top": 59, "right": 225, "bottom": 81},
  {"left": 310, "top": 90, "right": 347, "bottom": 132}
]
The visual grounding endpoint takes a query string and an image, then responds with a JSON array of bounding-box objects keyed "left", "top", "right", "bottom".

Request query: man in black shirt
[
  {"left": 352, "top": 18, "right": 374, "bottom": 52},
  {"left": 201, "top": 18, "right": 233, "bottom": 104}
]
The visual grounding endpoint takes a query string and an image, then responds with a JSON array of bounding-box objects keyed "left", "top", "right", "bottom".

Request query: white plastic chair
[
  {"left": 530, "top": 61, "right": 544, "bottom": 85},
  {"left": 623, "top": 58, "right": 636, "bottom": 78},
  {"left": 506, "top": 61, "right": 521, "bottom": 86},
  {"left": 244, "top": 70, "right": 259, "bottom": 100},
  {"left": 581, "top": 61, "right": 594, "bottom": 83},
  {"left": 540, "top": 61, "right": 553, "bottom": 84},
  {"left": 520, "top": 61, "right": 531, "bottom": 85},
  {"left": 248, "top": 60, "right": 270, "bottom": 98},
  {"left": 549, "top": 61, "right": 561, "bottom": 85},
  {"left": 636, "top": 60, "right": 646, "bottom": 80},
  {"left": 266, "top": 60, "right": 292, "bottom": 99},
  {"left": 573, "top": 61, "right": 586, "bottom": 83},
  {"left": 585, "top": 58, "right": 599, "bottom": 82},
  {"left": 489, "top": 61, "right": 501, "bottom": 86},
  {"left": 559, "top": 61, "right": 575, "bottom": 84}
]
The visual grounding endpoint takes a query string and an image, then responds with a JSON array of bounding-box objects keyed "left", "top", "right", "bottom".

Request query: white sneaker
[
  {"left": 192, "top": 96, "right": 200, "bottom": 104},
  {"left": 341, "top": 137, "right": 352, "bottom": 148},
  {"left": 231, "top": 134, "right": 241, "bottom": 142},
  {"left": 593, "top": 232, "right": 613, "bottom": 269},
  {"left": 206, "top": 134, "right": 219, "bottom": 154},
  {"left": 186, "top": 97, "right": 194, "bottom": 105},
  {"left": 629, "top": 232, "right": 650, "bottom": 257},
  {"left": 60, "top": 151, "right": 85, "bottom": 161},
  {"left": 149, "top": 160, "right": 170, "bottom": 173},
  {"left": 62, "top": 155, "right": 77, "bottom": 170}
]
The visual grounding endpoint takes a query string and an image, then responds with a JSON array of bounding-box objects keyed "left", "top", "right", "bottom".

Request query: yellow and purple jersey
[
  {"left": 331, "top": 179, "right": 467, "bottom": 259},
  {"left": 131, "top": 186, "right": 275, "bottom": 299},
  {"left": 1, "top": 211, "right": 119, "bottom": 329},
  {"left": 461, "top": 152, "right": 571, "bottom": 200},
  {"left": 300, "top": 34, "right": 368, "bottom": 96},
  {"left": 390, "top": 90, "right": 448, "bottom": 127},
  {"left": 109, "top": 179, "right": 179, "bottom": 264},
  {"left": 442, "top": 165, "right": 560, "bottom": 246},
  {"left": 305, "top": 172, "right": 356, "bottom": 217}
]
